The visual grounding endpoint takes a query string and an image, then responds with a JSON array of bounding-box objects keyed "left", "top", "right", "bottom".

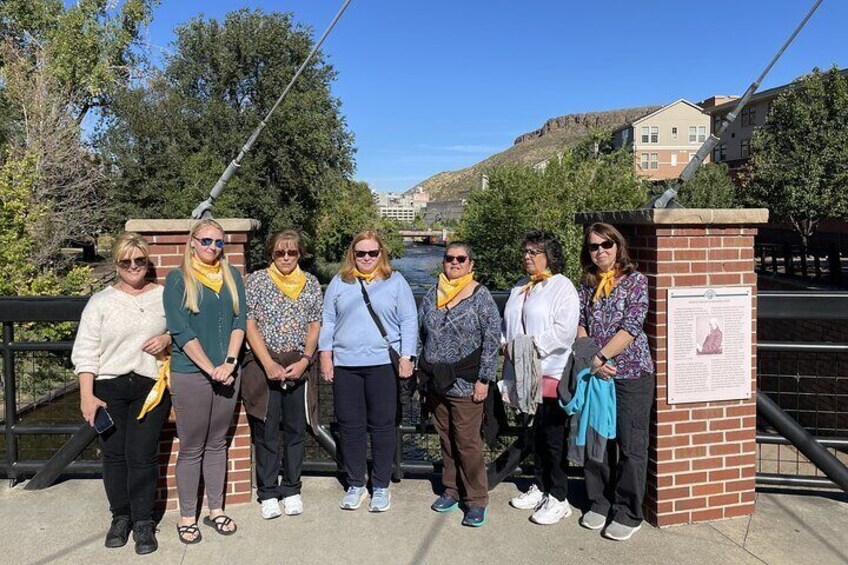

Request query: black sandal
[
  {"left": 203, "top": 514, "right": 238, "bottom": 536},
  {"left": 176, "top": 523, "right": 202, "bottom": 544}
]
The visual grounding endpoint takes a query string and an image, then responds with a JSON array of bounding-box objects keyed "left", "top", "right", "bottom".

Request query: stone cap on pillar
[
  {"left": 124, "top": 218, "right": 261, "bottom": 233},
  {"left": 574, "top": 209, "right": 769, "bottom": 226}
]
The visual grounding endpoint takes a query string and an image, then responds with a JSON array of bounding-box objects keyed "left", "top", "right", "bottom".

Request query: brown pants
[{"left": 431, "top": 394, "right": 488, "bottom": 507}]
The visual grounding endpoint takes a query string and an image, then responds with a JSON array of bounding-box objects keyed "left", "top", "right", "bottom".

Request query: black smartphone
[{"left": 94, "top": 407, "right": 114, "bottom": 434}]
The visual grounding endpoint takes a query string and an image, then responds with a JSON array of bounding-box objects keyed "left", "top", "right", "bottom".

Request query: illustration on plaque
[{"left": 696, "top": 316, "right": 723, "bottom": 355}]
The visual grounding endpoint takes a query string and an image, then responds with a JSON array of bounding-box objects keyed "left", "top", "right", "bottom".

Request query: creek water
[{"left": 390, "top": 241, "right": 444, "bottom": 291}]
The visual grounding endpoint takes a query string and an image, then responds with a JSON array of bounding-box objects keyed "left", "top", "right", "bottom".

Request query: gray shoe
[
  {"left": 580, "top": 511, "right": 606, "bottom": 531},
  {"left": 603, "top": 520, "right": 641, "bottom": 541}
]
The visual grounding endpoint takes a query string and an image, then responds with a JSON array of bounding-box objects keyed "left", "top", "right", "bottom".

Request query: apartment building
[
  {"left": 611, "top": 99, "right": 712, "bottom": 181},
  {"left": 704, "top": 68, "right": 848, "bottom": 170}
]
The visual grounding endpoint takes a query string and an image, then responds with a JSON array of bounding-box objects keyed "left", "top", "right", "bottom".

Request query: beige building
[{"left": 611, "top": 99, "right": 712, "bottom": 181}]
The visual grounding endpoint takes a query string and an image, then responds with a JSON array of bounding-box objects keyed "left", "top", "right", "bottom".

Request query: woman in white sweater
[
  {"left": 72, "top": 233, "right": 172, "bottom": 555},
  {"left": 503, "top": 230, "right": 579, "bottom": 526}
]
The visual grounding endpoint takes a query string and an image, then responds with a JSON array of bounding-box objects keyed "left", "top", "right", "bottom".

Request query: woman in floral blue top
[{"left": 576, "top": 222, "right": 654, "bottom": 542}]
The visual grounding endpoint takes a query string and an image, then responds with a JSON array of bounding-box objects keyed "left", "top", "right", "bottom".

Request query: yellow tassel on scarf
[
  {"left": 138, "top": 356, "right": 170, "bottom": 420},
  {"left": 593, "top": 270, "right": 617, "bottom": 302},
  {"left": 353, "top": 268, "right": 378, "bottom": 283},
  {"left": 521, "top": 269, "right": 552, "bottom": 293},
  {"left": 437, "top": 272, "right": 475, "bottom": 309},
  {"left": 191, "top": 256, "right": 223, "bottom": 293},
  {"left": 268, "top": 263, "right": 307, "bottom": 301}
]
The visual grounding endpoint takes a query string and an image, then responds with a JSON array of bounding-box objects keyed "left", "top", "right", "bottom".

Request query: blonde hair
[
  {"left": 339, "top": 230, "right": 393, "bottom": 283},
  {"left": 181, "top": 219, "right": 240, "bottom": 315},
  {"left": 112, "top": 232, "right": 150, "bottom": 264}
]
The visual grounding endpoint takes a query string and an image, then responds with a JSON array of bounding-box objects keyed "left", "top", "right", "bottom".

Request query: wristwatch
[
  {"left": 224, "top": 356, "right": 238, "bottom": 365},
  {"left": 596, "top": 352, "right": 608, "bottom": 365}
]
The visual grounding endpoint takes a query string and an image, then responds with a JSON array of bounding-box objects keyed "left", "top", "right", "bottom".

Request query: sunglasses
[
  {"left": 443, "top": 255, "right": 469, "bottom": 264},
  {"left": 193, "top": 236, "right": 225, "bottom": 249},
  {"left": 117, "top": 257, "right": 148, "bottom": 270},
  {"left": 589, "top": 240, "right": 616, "bottom": 253},
  {"left": 523, "top": 248, "right": 544, "bottom": 257},
  {"left": 355, "top": 249, "right": 380, "bottom": 258},
  {"left": 273, "top": 249, "right": 300, "bottom": 259}
]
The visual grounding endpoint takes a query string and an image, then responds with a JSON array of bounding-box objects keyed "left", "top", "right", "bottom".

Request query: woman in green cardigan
[{"left": 164, "top": 219, "right": 246, "bottom": 544}]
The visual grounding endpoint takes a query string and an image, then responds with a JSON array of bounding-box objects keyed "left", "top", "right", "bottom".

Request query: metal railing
[{"left": 3, "top": 292, "right": 848, "bottom": 491}]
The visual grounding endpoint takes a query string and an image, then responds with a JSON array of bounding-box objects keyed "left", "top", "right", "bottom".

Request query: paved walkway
[{"left": 0, "top": 477, "right": 846, "bottom": 565}]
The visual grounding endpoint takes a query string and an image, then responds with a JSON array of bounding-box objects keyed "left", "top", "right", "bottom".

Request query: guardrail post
[
  {"left": 575, "top": 208, "right": 769, "bottom": 527},
  {"left": 3, "top": 322, "right": 17, "bottom": 485}
]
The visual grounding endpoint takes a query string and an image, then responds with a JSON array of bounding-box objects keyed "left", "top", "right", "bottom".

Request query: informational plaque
[{"left": 667, "top": 286, "right": 752, "bottom": 404}]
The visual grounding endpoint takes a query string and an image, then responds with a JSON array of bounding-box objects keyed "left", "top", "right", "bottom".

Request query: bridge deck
[{"left": 1, "top": 476, "right": 846, "bottom": 564}]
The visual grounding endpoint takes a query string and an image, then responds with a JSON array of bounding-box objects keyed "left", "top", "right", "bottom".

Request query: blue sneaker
[
  {"left": 339, "top": 486, "right": 368, "bottom": 510},
  {"left": 462, "top": 506, "right": 487, "bottom": 527},
  {"left": 369, "top": 488, "right": 391, "bottom": 512},
  {"left": 431, "top": 495, "right": 460, "bottom": 513}
]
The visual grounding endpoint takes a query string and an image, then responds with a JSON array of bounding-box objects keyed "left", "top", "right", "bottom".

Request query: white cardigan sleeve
[
  {"left": 72, "top": 295, "right": 103, "bottom": 376},
  {"left": 532, "top": 280, "right": 579, "bottom": 358}
]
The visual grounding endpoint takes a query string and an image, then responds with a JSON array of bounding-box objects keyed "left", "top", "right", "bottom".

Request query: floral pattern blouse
[
  {"left": 578, "top": 271, "right": 654, "bottom": 380},
  {"left": 246, "top": 269, "right": 323, "bottom": 354},
  {"left": 417, "top": 284, "right": 501, "bottom": 398}
]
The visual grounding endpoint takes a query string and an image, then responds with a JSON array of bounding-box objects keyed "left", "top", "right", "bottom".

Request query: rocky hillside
[{"left": 417, "top": 106, "right": 660, "bottom": 201}]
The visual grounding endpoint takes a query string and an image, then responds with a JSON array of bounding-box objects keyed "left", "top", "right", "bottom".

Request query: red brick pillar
[
  {"left": 575, "top": 209, "right": 769, "bottom": 527},
  {"left": 124, "top": 218, "right": 260, "bottom": 511}
]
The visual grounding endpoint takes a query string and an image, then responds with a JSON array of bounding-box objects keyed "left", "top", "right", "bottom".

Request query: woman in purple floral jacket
[{"left": 576, "top": 222, "right": 655, "bottom": 542}]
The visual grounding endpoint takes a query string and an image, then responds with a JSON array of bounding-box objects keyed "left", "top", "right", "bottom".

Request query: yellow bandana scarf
[
  {"left": 191, "top": 256, "right": 223, "bottom": 293},
  {"left": 268, "top": 263, "right": 307, "bottom": 301},
  {"left": 138, "top": 356, "right": 170, "bottom": 420},
  {"left": 353, "top": 268, "right": 378, "bottom": 284},
  {"left": 437, "top": 272, "right": 475, "bottom": 309},
  {"left": 522, "top": 269, "right": 552, "bottom": 293},
  {"left": 593, "top": 270, "right": 618, "bottom": 302}
]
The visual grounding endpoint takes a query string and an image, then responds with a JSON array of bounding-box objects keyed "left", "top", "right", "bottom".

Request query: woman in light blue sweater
[{"left": 319, "top": 230, "right": 418, "bottom": 513}]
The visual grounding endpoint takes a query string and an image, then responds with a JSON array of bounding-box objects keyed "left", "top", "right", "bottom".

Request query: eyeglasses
[
  {"left": 588, "top": 240, "right": 616, "bottom": 253},
  {"left": 443, "top": 255, "right": 468, "bottom": 264},
  {"left": 117, "top": 257, "right": 148, "bottom": 270},
  {"left": 355, "top": 249, "right": 380, "bottom": 258},
  {"left": 523, "top": 248, "right": 544, "bottom": 257},
  {"left": 193, "top": 236, "right": 224, "bottom": 249},
  {"left": 273, "top": 250, "right": 300, "bottom": 259}
]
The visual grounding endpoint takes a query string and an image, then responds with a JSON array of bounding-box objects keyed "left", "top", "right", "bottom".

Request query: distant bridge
[{"left": 397, "top": 229, "right": 454, "bottom": 245}]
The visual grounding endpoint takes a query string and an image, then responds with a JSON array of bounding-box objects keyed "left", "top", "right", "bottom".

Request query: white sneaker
[
  {"left": 260, "top": 498, "right": 282, "bottom": 520},
  {"left": 510, "top": 484, "right": 544, "bottom": 510},
  {"left": 530, "top": 496, "right": 572, "bottom": 525},
  {"left": 282, "top": 494, "right": 303, "bottom": 516}
]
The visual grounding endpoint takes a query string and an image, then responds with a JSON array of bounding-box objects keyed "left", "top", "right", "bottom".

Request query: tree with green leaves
[
  {"left": 676, "top": 163, "right": 740, "bottom": 208},
  {"left": 458, "top": 148, "right": 647, "bottom": 289},
  {"left": 97, "top": 9, "right": 358, "bottom": 266},
  {"left": 745, "top": 67, "right": 848, "bottom": 246}
]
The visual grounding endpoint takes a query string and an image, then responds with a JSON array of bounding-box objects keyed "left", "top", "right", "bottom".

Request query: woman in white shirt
[
  {"left": 503, "top": 230, "right": 579, "bottom": 526},
  {"left": 72, "top": 233, "right": 172, "bottom": 555}
]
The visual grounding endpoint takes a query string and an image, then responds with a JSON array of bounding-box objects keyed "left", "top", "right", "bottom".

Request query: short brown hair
[
  {"left": 266, "top": 229, "right": 306, "bottom": 263},
  {"left": 339, "top": 230, "right": 393, "bottom": 283},
  {"left": 580, "top": 222, "right": 637, "bottom": 287}
]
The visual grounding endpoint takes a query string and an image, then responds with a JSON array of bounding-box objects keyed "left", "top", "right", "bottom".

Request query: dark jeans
[
  {"left": 431, "top": 394, "right": 488, "bottom": 507},
  {"left": 249, "top": 380, "right": 306, "bottom": 501},
  {"left": 533, "top": 397, "right": 570, "bottom": 502},
  {"left": 584, "top": 372, "right": 654, "bottom": 527},
  {"left": 333, "top": 364, "right": 397, "bottom": 489},
  {"left": 94, "top": 373, "right": 171, "bottom": 523}
]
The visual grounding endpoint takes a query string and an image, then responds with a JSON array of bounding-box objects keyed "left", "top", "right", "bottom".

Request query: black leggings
[
  {"left": 94, "top": 373, "right": 171, "bottom": 523},
  {"left": 333, "top": 364, "right": 398, "bottom": 489}
]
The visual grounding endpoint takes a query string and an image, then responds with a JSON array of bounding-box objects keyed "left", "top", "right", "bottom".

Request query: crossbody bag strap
[{"left": 358, "top": 278, "right": 390, "bottom": 343}]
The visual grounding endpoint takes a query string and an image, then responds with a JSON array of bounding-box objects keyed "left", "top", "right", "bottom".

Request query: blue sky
[{"left": 141, "top": 0, "right": 848, "bottom": 192}]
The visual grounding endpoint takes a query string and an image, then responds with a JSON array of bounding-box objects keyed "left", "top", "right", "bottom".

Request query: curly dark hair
[{"left": 521, "top": 230, "right": 564, "bottom": 274}]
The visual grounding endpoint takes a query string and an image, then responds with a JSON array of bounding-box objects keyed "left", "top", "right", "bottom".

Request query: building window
[
  {"left": 713, "top": 145, "right": 721, "bottom": 162},
  {"left": 671, "top": 127, "right": 678, "bottom": 140},
  {"left": 720, "top": 144, "right": 727, "bottom": 160},
  {"left": 650, "top": 126, "right": 658, "bottom": 143},
  {"left": 641, "top": 127, "right": 649, "bottom": 143},
  {"left": 697, "top": 126, "right": 706, "bottom": 142},
  {"left": 650, "top": 153, "right": 658, "bottom": 170},
  {"left": 741, "top": 139, "right": 750, "bottom": 158},
  {"left": 641, "top": 153, "right": 650, "bottom": 169},
  {"left": 741, "top": 107, "right": 757, "bottom": 127},
  {"left": 641, "top": 126, "right": 658, "bottom": 143},
  {"left": 689, "top": 126, "right": 697, "bottom": 143},
  {"left": 713, "top": 114, "right": 723, "bottom": 132}
]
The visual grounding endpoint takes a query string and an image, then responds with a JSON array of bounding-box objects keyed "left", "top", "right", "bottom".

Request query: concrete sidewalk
[{"left": 0, "top": 477, "right": 846, "bottom": 565}]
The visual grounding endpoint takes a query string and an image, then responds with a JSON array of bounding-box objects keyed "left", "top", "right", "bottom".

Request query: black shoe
[
  {"left": 133, "top": 520, "right": 159, "bottom": 555},
  {"left": 105, "top": 515, "right": 132, "bottom": 548}
]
